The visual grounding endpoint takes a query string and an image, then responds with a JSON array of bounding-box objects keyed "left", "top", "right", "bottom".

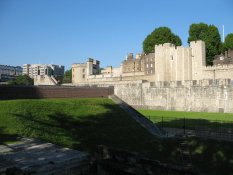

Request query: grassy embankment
[
  {"left": 0, "top": 98, "right": 163, "bottom": 155},
  {"left": 139, "top": 109, "right": 233, "bottom": 129},
  {"left": 0, "top": 99, "right": 233, "bottom": 174},
  {"left": 139, "top": 109, "right": 233, "bottom": 121}
]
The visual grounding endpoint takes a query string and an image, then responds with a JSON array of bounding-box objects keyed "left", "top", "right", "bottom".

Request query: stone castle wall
[
  {"left": 76, "top": 79, "right": 233, "bottom": 113},
  {"left": 202, "top": 65, "right": 233, "bottom": 80},
  {"left": 71, "top": 40, "right": 233, "bottom": 113},
  {"left": 114, "top": 80, "right": 233, "bottom": 113}
]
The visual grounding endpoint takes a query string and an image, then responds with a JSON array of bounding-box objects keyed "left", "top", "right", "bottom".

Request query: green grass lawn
[
  {"left": 0, "top": 98, "right": 164, "bottom": 155},
  {"left": 139, "top": 109, "right": 233, "bottom": 121},
  {"left": 1, "top": 99, "right": 233, "bottom": 174},
  {"left": 139, "top": 109, "right": 233, "bottom": 130}
]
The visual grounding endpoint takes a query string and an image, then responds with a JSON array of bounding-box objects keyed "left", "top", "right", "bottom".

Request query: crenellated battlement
[
  {"left": 155, "top": 40, "right": 203, "bottom": 50},
  {"left": 155, "top": 43, "right": 190, "bottom": 51},
  {"left": 149, "top": 79, "right": 233, "bottom": 88},
  {"left": 204, "top": 64, "right": 233, "bottom": 70},
  {"left": 72, "top": 63, "right": 86, "bottom": 67}
]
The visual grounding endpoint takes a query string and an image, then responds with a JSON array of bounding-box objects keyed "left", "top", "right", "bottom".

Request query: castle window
[
  {"left": 146, "top": 64, "right": 149, "bottom": 68},
  {"left": 171, "top": 56, "right": 173, "bottom": 60},
  {"left": 82, "top": 68, "right": 85, "bottom": 73},
  {"left": 83, "top": 74, "right": 85, "bottom": 79},
  {"left": 151, "top": 64, "right": 153, "bottom": 68}
]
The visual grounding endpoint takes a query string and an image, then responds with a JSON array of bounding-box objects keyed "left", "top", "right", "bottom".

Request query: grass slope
[
  {"left": 0, "top": 99, "right": 233, "bottom": 174},
  {"left": 0, "top": 98, "right": 161, "bottom": 155},
  {"left": 139, "top": 109, "right": 233, "bottom": 121},
  {"left": 139, "top": 109, "right": 233, "bottom": 129}
]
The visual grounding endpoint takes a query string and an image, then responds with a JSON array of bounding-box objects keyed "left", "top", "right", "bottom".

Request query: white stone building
[{"left": 23, "top": 64, "right": 64, "bottom": 85}]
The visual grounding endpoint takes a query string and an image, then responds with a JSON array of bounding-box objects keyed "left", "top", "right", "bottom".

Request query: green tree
[
  {"left": 143, "top": 27, "right": 182, "bottom": 54},
  {"left": 188, "top": 23, "right": 222, "bottom": 65},
  {"left": 62, "top": 69, "right": 72, "bottom": 83},
  {"left": 223, "top": 33, "right": 233, "bottom": 51},
  {"left": 8, "top": 75, "right": 34, "bottom": 86}
]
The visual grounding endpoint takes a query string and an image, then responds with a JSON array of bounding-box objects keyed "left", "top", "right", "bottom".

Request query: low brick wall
[
  {"left": 0, "top": 85, "right": 114, "bottom": 100},
  {"left": 94, "top": 145, "right": 199, "bottom": 175}
]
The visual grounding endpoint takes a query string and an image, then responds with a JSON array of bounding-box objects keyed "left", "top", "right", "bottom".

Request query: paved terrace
[{"left": 0, "top": 138, "right": 89, "bottom": 175}]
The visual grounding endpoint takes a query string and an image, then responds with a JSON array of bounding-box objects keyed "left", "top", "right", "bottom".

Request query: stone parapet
[
  {"left": 149, "top": 79, "right": 232, "bottom": 88},
  {"left": 204, "top": 64, "right": 233, "bottom": 70}
]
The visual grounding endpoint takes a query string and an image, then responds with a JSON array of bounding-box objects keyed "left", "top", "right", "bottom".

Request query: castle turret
[
  {"left": 126, "top": 53, "right": 134, "bottom": 60},
  {"left": 136, "top": 54, "right": 141, "bottom": 60},
  {"left": 87, "top": 58, "right": 93, "bottom": 75},
  {"left": 154, "top": 43, "right": 192, "bottom": 81},
  {"left": 72, "top": 63, "right": 87, "bottom": 84},
  {"left": 190, "top": 40, "right": 206, "bottom": 80}
]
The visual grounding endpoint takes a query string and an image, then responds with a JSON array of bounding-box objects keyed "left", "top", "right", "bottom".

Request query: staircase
[
  {"left": 179, "top": 140, "right": 192, "bottom": 169},
  {"left": 109, "top": 95, "right": 165, "bottom": 137},
  {"left": 50, "top": 75, "right": 58, "bottom": 85}
]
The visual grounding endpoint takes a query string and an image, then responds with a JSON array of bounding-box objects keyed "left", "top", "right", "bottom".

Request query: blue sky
[{"left": 0, "top": 0, "right": 233, "bottom": 70}]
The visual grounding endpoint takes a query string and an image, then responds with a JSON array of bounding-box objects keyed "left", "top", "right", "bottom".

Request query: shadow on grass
[
  {"left": 9, "top": 104, "right": 233, "bottom": 175},
  {"left": 155, "top": 117, "right": 233, "bottom": 130},
  {"left": 11, "top": 104, "right": 178, "bottom": 160},
  {"left": 0, "top": 127, "right": 19, "bottom": 145},
  {"left": 154, "top": 118, "right": 233, "bottom": 175}
]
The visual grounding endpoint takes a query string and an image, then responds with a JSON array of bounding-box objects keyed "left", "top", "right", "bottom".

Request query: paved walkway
[{"left": 0, "top": 138, "right": 89, "bottom": 175}]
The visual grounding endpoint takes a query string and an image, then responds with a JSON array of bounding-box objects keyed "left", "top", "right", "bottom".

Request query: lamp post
[
  {"left": 133, "top": 62, "right": 135, "bottom": 80},
  {"left": 213, "top": 69, "right": 216, "bottom": 83}
]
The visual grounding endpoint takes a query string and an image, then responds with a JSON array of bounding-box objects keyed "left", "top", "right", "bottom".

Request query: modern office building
[{"left": 0, "top": 65, "right": 23, "bottom": 82}]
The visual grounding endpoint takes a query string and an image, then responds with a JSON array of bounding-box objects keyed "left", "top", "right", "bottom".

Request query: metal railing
[{"left": 147, "top": 116, "right": 233, "bottom": 141}]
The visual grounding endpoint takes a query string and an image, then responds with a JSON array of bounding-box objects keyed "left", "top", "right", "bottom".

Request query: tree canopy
[
  {"left": 143, "top": 27, "right": 182, "bottom": 54},
  {"left": 223, "top": 33, "right": 233, "bottom": 51},
  {"left": 188, "top": 23, "right": 222, "bottom": 65},
  {"left": 8, "top": 75, "right": 34, "bottom": 86},
  {"left": 62, "top": 69, "right": 72, "bottom": 83}
]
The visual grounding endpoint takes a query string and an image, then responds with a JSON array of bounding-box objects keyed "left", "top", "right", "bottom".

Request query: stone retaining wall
[
  {"left": 94, "top": 145, "right": 198, "bottom": 175},
  {"left": 114, "top": 81, "right": 233, "bottom": 113},
  {"left": 71, "top": 79, "right": 233, "bottom": 113}
]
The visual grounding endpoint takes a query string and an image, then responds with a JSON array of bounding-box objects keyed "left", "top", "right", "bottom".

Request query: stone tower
[
  {"left": 190, "top": 40, "right": 206, "bottom": 81},
  {"left": 86, "top": 58, "right": 94, "bottom": 76},
  {"left": 154, "top": 43, "right": 192, "bottom": 82},
  {"left": 86, "top": 58, "right": 100, "bottom": 76},
  {"left": 72, "top": 63, "right": 87, "bottom": 84}
]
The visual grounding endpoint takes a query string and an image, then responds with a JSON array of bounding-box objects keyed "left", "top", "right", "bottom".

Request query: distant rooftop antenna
[{"left": 222, "top": 25, "right": 225, "bottom": 42}]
